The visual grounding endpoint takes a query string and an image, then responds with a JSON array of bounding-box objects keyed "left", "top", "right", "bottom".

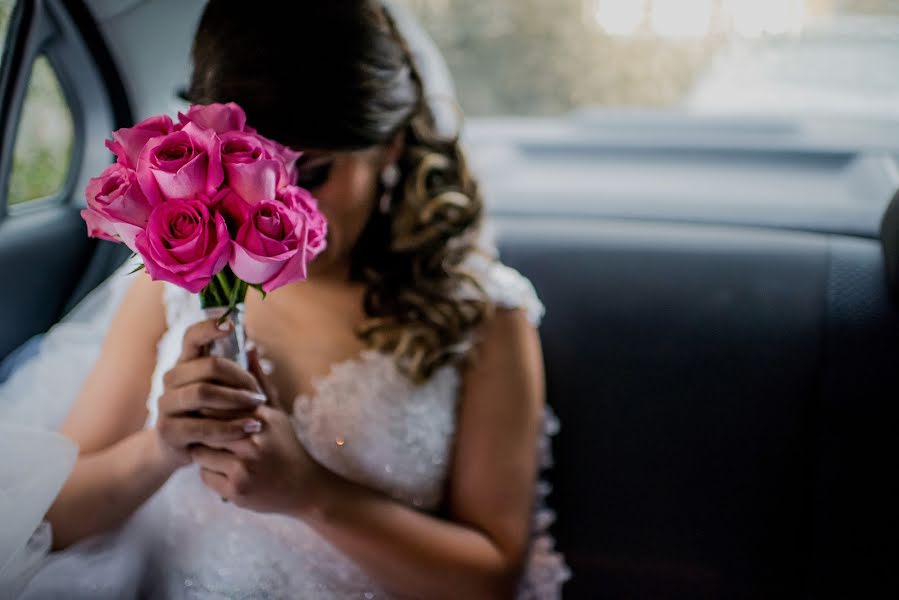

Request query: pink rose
[
  {"left": 80, "top": 163, "right": 152, "bottom": 252},
  {"left": 177, "top": 102, "right": 247, "bottom": 134},
  {"left": 279, "top": 186, "right": 327, "bottom": 257},
  {"left": 220, "top": 131, "right": 281, "bottom": 204},
  {"left": 136, "top": 122, "right": 224, "bottom": 205},
  {"left": 134, "top": 198, "right": 231, "bottom": 293},
  {"left": 229, "top": 200, "right": 313, "bottom": 292},
  {"left": 105, "top": 115, "right": 174, "bottom": 169},
  {"left": 261, "top": 138, "right": 301, "bottom": 189}
]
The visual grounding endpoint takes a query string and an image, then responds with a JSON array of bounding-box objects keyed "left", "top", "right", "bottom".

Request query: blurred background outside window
[
  {"left": 2, "top": 0, "right": 899, "bottom": 209},
  {"left": 0, "top": 0, "right": 74, "bottom": 208},
  {"left": 402, "top": 0, "right": 899, "bottom": 119}
]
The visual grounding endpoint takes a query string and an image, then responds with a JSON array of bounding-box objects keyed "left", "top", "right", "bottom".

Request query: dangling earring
[{"left": 379, "top": 164, "right": 400, "bottom": 214}]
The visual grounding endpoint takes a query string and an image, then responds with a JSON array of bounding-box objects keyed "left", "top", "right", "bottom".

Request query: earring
[{"left": 379, "top": 164, "right": 400, "bottom": 214}]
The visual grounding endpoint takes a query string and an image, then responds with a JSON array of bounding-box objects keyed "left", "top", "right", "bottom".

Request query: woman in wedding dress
[{"left": 11, "top": 1, "right": 569, "bottom": 597}]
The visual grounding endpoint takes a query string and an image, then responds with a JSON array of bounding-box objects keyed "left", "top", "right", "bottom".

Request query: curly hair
[{"left": 190, "top": 0, "right": 490, "bottom": 382}]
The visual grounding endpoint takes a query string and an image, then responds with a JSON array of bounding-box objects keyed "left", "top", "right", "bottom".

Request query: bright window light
[
  {"left": 594, "top": 0, "right": 646, "bottom": 36},
  {"left": 725, "top": 0, "right": 806, "bottom": 38},
  {"left": 650, "top": 0, "right": 714, "bottom": 38}
]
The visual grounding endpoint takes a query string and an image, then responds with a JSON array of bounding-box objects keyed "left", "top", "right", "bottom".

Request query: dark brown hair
[{"left": 190, "top": 0, "right": 488, "bottom": 382}]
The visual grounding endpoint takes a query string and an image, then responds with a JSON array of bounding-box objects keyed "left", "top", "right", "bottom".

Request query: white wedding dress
[{"left": 1, "top": 253, "right": 569, "bottom": 599}]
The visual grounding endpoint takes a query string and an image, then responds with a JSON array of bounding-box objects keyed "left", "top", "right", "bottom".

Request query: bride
[{"left": 7, "top": 1, "right": 568, "bottom": 597}]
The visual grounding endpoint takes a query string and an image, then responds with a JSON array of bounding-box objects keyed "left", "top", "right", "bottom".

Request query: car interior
[{"left": 0, "top": 1, "right": 897, "bottom": 598}]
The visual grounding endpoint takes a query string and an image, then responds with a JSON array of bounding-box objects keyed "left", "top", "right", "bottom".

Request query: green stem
[
  {"left": 215, "top": 271, "right": 233, "bottom": 300},
  {"left": 206, "top": 279, "right": 226, "bottom": 307}
]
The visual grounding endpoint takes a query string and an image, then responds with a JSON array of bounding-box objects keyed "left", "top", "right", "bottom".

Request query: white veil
[{"left": 0, "top": 256, "right": 139, "bottom": 597}]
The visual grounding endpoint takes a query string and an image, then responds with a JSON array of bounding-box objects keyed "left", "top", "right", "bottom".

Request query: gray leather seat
[{"left": 494, "top": 216, "right": 899, "bottom": 599}]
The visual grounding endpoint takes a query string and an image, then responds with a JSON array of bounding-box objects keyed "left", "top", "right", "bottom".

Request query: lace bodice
[
  {"left": 20, "top": 260, "right": 569, "bottom": 599},
  {"left": 150, "top": 284, "right": 462, "bottom": 512}
]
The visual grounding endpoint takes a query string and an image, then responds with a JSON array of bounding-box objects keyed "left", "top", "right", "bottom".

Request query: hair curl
[{"left": 191, "top": 1, "right": 490, "bottom": 383}]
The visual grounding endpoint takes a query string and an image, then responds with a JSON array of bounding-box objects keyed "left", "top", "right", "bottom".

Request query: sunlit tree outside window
[
  {"left": 402, "top": 0, "right": 899, "bottom": 116},
  {"left": 0, "top": 0, "right": 74, "bottom": 207}
]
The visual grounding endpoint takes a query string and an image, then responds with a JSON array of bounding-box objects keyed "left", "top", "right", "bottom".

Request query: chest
[
  {"left": 242, "top": 285, "right": 369, "bottom": 406},
  {"left": 157, "top": 284, "right": 462, "bottom": 510}
]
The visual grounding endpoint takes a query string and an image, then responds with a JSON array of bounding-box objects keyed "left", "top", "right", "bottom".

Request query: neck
[{"left": 307, "top": 258, "right": 353, "bottom": 285}]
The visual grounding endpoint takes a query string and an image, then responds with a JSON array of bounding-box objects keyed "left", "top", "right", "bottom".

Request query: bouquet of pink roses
[
  {"left": 81, "top": 102, "right": 326, "bottom": 367},
  {"left": 81, "top": 102, "right": 326, "bottom": 311}
]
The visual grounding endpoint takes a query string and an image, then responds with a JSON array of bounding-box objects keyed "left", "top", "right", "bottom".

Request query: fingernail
[
  {"left": 243, "top": 419, "right": 263, "bottom": 433},
  {"left": 259, "top": 358, "right": 274, "bottom": 376},
  {"left": 217, "top": 320, "right": 232, "bottom": 332},
  {"left": 246, "top": 340, "right": 257, "bottom": 352},
  {"left": 248, "top": 392, "right": 267, "bottom": 405}
]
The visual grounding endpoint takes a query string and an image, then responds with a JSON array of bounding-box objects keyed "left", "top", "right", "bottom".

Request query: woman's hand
[
  {"left": 192, "top": 406, "right": 330, "bottom": 517},
  {"left": 191, "top": 351, "right": 330, "bottom": 517},
  {"left": 155, "top": 318, "right": 268, "bottom": 468}
]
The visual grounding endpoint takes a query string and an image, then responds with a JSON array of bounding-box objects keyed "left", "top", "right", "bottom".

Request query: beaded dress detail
[{"left": 19, "top": 260, "right": 569, "bottom": 599}]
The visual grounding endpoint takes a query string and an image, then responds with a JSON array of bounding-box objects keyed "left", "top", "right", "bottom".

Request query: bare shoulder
[{"left": 465, "top": 306, "right": 544, "bottom": 407}]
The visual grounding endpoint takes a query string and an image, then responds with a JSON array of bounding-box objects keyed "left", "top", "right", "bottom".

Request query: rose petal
[
  {"left": 217, "top": 189, "right": 252, "bottom": 237},
  {"left": 226, "top": 159, "right": 279, "bottom": 204},
  {"left": 152, "top": 152, "right": 208, "bottom": 201},
  {"left": 137, "top": 201, "right": 231, "bottom": 293},
  {"left": 261, "top": 218, "right": 310, "bottom": 292},
  {"left": 112, "top": 222, "right": 144, "bottom": 254},
  {"left": 181, "top": 122, "right": 224, "bottom": 195},
  {"left": 85, "top": 164, "right": 152, "bottom": 228},
  {"left": 278, "top": 185, "right": 318, "bottom": 214},
  {"left": 178, "top": 102, "right": 247, "bottom": 133},
  {"left": 261, "top": 138, "right": 301, "bottom": 189},
  {"left": 242, "top": 224, "right": 291, "bottom": 257},
  {"left": 80, "top": 208, "right": 119, "bottom": 242},
  {"left": 278, "top": 186, "right": 327, "bottom": 256},
  {"left": 107, "top": 115, "right": 174, "bottom": 168},
  {"left": 305, "top": 210, "right": 328, "bottom": 256},
  {"left": 221, "top": 132, "right": 265, "bottom": 164},
  {"left": 230, "top": 243, "right": 298, "bottom": 285},
  {"left": 136, "top": 136, "right": 169, "bottom": 205}
]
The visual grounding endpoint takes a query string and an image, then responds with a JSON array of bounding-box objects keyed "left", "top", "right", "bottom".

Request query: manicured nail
[
  {"left": 217, "top": 320, "right": 232, "bottom": 332},
  {"left": 248, "top": 392, "right": 267, "bottom": 405},
  {"left": 259, "top": 358, "right": 274, "bottom": 375},
  {"left": 243, "top": 419, "right": 263, "bottom": 433}
]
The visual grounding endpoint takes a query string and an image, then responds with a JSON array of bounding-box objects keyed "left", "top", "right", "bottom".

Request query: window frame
[
  {"left": 7, "top": 51, "right": 78, "bottom": 214},
  {"left": 0, "top": 0, "right": 131, "bottom": 221}
]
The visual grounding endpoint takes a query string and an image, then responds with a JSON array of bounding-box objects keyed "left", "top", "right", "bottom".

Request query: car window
[
  {"left": 6, "top": 54, "right": 74, "bottom": 208},
  {"left": 402, "top": 0, "right": 899, "bottom": 120},
  {"left": 0, "top": 0, "right": 13, "bottom": 44},
  {"left": 0, "top": 0, "right": 75, "bottom": 210}
]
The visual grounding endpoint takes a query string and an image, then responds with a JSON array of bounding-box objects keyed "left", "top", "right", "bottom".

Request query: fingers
[
  {"left": 190, "top": 445, "right": 241, "bottom": 474},
  {"left": 160, "top": 382, "right": 266, "bottom": 415},
  {"left": 196, "top": 407, "right": 258, "bottom": 421},
  {"left": 179, "top": 318, "right": 233, "bottom": 363},
  {"left": 247, "top": 347, "right": 278, "bottom": 406},
  {"left": 159, "top": 415, "right": 262, "bottom": 449},
  {"left": 200, "top": 467, "right": 231, "bottom": 498},
  {"left": 164, "top": 356, "right": 262, "bottom": 393},
  {"left": 195, "top": 448, "right": 251, "bottom": 498},
  {"left": 202, "top": 437, "right": 262, "bottom": 459},
  {"left": 254, "top": 403, "right": 287, "bottom": 424}
]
